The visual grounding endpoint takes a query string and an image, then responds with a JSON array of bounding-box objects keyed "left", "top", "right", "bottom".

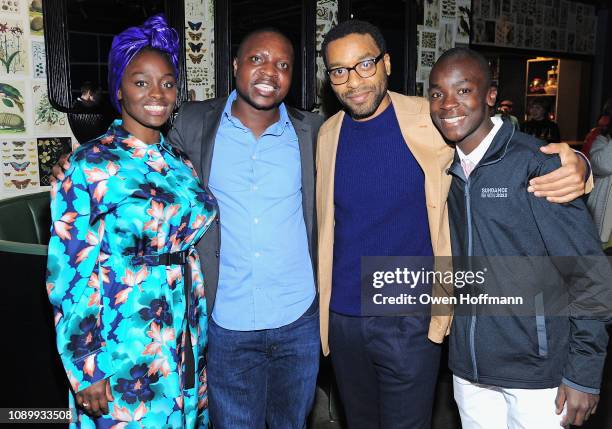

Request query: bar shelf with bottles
[{"left": 525, "top": 57, "right": 582, "bottom": 141}]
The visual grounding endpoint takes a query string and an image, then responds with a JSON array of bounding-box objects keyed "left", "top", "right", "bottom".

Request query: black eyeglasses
[{"left": 326, "top": 52, "right": 385, "bottom": 85}]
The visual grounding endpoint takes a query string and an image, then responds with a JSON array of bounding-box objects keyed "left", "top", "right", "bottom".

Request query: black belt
[
  {"left": 131, "top": 249, "right": 189, "bottom": 266},
  {"left": 130, "top": 247, "right": 196, "bottom": 388}
]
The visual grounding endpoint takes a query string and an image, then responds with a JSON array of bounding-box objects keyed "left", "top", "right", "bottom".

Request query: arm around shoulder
[{"left": 167, "top": 104, "right": 188, "bottom": 152}]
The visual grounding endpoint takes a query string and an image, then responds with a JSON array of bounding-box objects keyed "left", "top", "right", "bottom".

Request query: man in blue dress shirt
[{"left": 168, "top": 29, "right": 323, "bottom": 429}]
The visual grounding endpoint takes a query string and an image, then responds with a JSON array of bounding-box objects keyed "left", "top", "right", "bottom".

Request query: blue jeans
[{"left": 207, "top": 299, "right": 320, "bottom": 429}]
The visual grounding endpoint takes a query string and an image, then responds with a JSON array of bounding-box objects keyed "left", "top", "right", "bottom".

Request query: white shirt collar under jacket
[{"left": 456, "top": 116, "right": 503, "bottom": 168}]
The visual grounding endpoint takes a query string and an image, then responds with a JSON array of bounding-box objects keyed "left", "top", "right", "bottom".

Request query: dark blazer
[{"left": 167, "top": 97, "right": 323, "bottom": 316}]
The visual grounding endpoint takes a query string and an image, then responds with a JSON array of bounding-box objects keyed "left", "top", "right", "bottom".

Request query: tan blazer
[{"left": 316, "top": 91, "right": 455, "bottom": 356}]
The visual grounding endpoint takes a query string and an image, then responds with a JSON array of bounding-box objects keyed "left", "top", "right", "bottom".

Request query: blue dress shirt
[{"left": 209, "top": 91, "right": 315, "bottom": 330}]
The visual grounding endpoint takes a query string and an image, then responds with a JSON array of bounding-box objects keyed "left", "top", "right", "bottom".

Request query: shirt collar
[
  {"left": 456, "top": 116, "right": 503, "bottom": 167},
  {"left": 222, "top": 90, "right": 291, "bottom": 136},
  {"left": 109, "top": 119, "right": 176, "bottom": 157}
]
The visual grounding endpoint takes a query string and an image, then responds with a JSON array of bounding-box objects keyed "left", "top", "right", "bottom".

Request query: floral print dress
[{"left": 46, "top": 120, "right": 217, "bottom": 428}]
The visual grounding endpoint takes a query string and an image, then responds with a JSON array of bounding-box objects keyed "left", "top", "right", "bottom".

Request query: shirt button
[
  {"left": 252, "top": 185, "right": 258, "bottom": 191},
  {"left": 254, "top": 252, "right": 260, "bottom": 258},
  {"left": 253, "top": 218, "right": 259, "bottom": 224},
  {"left": 251, "top": 155, "right": 257, "bottom": 160}
]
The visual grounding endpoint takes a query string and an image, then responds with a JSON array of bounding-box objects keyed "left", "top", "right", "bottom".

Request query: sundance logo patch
[{"left": 481, "top": 187, "right": 508, "bottom": 198}]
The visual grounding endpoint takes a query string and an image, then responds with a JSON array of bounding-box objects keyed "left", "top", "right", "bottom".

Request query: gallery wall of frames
[
  {"left": 184, "top": 0, "right": 215, "bottom": 101},
  {"left": 471, "top": 0, "right": 598, "bottom": 55},
  {"left": 416, "top": 0, "right": 470, "bottom": 96},
  {"left": 0, "top": 1, "right": 76, "bottom": 199}
]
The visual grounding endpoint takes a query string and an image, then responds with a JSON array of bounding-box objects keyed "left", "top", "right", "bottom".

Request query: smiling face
[
  {"left": 428, "top": 56, "right": 497, "bottom": 152},
  {"left": 118, "top": 49, "right": 177, "bottom": 142},
  {"left": 233, "top": 31, "right": 293, "bottom": 111},
  {"left": 325, "top": 33, "right": 391, "bottom": 121}
]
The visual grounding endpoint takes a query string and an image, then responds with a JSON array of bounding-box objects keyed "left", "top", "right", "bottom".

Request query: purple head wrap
[{"left": 108, "top": 14, "right": 179, "bottom": 113}]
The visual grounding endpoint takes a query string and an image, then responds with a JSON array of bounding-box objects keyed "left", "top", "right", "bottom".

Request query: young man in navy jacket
[{"left": 428, "top": 47, "right": 611, "bottom": 428}]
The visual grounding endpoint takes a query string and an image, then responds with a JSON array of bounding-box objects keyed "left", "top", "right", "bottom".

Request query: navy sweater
[{"left": 331, "top": 103, "right": 433, "bottom": 315}]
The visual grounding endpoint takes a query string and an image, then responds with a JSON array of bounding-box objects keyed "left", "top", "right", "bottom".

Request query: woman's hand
[
  {"left": 50, "top": 152, "right": 72, "bottom": 182},
  {"left": 75, "top": 378, "right": 114, "bottom": 418}
]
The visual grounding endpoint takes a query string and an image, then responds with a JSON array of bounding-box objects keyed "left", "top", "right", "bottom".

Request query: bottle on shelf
[{"left": 545, "top": 64, "right": 558, "bottom": 95}]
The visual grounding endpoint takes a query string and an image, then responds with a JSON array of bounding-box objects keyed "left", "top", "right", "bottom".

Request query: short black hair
[
  {"left": 434, "top": 47, "right": 492, "bottom": 88},
  {"left": 235, "top": 27, "right": 293, "bottom": 60},
  {"left": 321, "top": 20, "right": 386, "bottom": 68}
]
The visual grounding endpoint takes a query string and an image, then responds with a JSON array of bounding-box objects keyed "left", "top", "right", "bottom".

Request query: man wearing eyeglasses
[{"left": 315, "top": 20, "right": 591, "bottom": 428}]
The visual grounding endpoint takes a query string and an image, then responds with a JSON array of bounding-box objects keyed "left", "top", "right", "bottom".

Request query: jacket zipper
[
  {"left": 455, "top": 125, "right": 515, "bottom": 383},
  {"left": 465, "top": 178, "right": 478, "bottom": 382}
]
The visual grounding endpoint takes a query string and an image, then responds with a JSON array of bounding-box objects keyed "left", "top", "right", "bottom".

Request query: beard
[{"left": 339, "top": 78, "right": 389, "bottom": 120}]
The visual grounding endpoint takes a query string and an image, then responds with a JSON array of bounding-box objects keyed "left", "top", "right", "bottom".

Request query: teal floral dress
[{"left": 46, "top": 120, "right": 217, "bottom": 428}]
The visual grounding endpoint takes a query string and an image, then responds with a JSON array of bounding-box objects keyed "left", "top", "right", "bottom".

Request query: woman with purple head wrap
[
  {"left": 108, "top": 14, "right": 179, "bottom": 114},
  {"left": 46, "top": 14, "right": 217, "bottom": 428}
]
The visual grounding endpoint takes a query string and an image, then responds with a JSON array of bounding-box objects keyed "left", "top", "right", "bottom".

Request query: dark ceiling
[
  {"left": 65, "top": 0, "right": 612, "bottom": 35},
  {"left": 67, "top": 0, "right": 165, "bottom": 34},
  {"left": 231, "top": 0, "right": 302, "bottom": 32}
]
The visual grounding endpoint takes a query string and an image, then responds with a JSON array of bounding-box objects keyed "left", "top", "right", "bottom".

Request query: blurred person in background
[
  {"left": 522, "top": 98, "right": 561, "bottom": 143},
  {"left": 587, "top": 107, "right": 612, "bottom": 255},
  {"left": 494, "top": 99, "right": 519, "bottom": 128},
  {"left": 582, "top": 98, "right": 611, "bottom": 159},
  {"left": 74, "top": 81, "right": 102, "bottom": 109}
]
